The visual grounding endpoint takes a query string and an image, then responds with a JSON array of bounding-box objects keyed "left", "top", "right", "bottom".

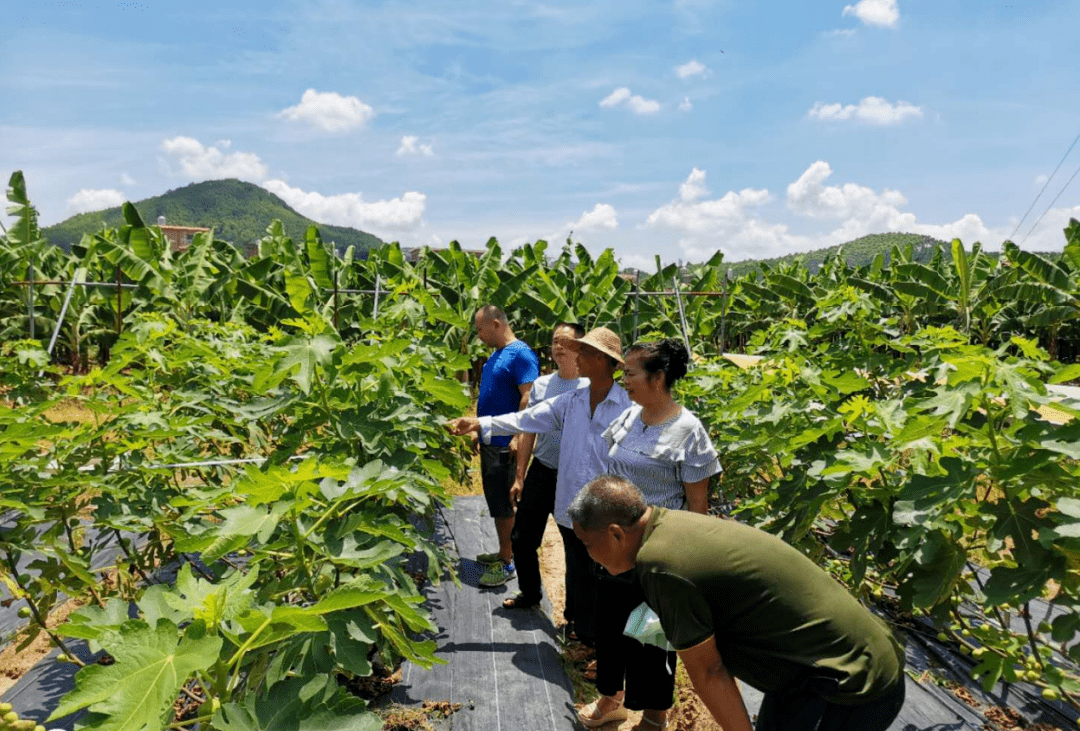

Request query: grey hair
[{"left": 568, "top": 475, "right": 647, "bottom": 531}]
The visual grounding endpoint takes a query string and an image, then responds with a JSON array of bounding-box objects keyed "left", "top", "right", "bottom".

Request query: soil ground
[{"left": 0, "top": 597, "right": 82, "bottom": 696}]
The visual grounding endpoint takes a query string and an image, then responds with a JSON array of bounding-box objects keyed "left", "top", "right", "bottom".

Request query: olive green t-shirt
[{"left": 636, "top": 508, "right": 904, "bottom": 704}]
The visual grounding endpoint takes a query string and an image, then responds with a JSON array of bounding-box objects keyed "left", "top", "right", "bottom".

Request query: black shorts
[{"left": 479, "top": 443, "right": 515, "bottom": 518}]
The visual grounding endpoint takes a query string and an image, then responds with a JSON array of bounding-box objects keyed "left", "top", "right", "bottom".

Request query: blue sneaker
[{"left": 478, "top": 560, "right": 515, "bottom": 587}]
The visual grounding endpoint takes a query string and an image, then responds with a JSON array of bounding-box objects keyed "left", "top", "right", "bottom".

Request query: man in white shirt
[
  {"left": 501, "top": 322, "right": 588, "bottom": 611},
  {"left": 446, "top": 327, "right": 629, "bottom": 646}
]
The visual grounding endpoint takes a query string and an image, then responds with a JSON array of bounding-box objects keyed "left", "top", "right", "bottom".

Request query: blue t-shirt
[{"left": 477, "top": 340, "right": 539, "bottom": 447}]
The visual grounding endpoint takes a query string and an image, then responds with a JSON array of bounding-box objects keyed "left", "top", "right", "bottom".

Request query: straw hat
[{"left": 568, "top": 327, "right": 624, "bottom": 364}]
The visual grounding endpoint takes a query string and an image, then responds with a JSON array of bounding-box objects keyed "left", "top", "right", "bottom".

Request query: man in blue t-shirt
[{"left": 472, "top": 305, "right": 539, "bottom": 586}]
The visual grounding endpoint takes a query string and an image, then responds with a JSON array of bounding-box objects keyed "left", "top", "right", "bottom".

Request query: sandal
[
  {"left": 578, "top": 692, "right": 628, "bottom": 728},
  {"left": 502, "top": 593, "right": 540, "bottom": 610}
]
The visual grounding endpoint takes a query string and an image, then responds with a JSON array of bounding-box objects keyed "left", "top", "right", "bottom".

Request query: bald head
[{"left": 474, "top": 304, "right": 514, "bottom": 348}]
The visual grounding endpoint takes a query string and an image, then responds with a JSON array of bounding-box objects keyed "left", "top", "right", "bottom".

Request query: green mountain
[
  {"left": 724, "top": 232, "right": 1067, "bottom": 279},
  {"left": 42, "top": 178, "right": 383, "bottom": 255},
  {"left": 722, "top": 233, "right": 950, "bottom": 278}
]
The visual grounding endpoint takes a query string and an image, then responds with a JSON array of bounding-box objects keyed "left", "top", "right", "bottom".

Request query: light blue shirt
[
  {"left": 527, "top": 372, "right": 590, "bottom": 469},
  {"left": 479, "top": 382, "right": 632, "bottom": 527}
]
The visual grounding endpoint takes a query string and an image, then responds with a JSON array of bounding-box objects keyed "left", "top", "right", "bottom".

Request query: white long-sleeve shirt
[{"left": 479, "top": 382, "right": 632, "bottom": 527}]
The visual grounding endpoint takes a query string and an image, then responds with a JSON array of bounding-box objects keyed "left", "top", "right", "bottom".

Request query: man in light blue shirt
[
  {"left": 447, "top": 327, "right": 629, "bottom": 646},
  {"left": 500, "top": 322, "right": 588, "bottom": 611}
]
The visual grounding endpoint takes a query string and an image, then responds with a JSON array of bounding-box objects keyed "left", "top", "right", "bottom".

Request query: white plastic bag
[{"left": 623, "top": 602, "right": 675, "bottom": 651}]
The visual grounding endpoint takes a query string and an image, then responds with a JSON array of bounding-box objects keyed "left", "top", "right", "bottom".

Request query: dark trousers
[
  {"left": 509, "top": 460, "right": 557, "bottom": 602},
  {"left": 755, "top": 678, "right": 905, "bottom": 731},
  {"left": 594, "top": 569, "right": 676, "bottom": 710},
  {"left": 479, "top": 444, "right": 514, "bottom": 518},
  {"left": 557, "top": 524, "right": 598, "bottom": 647}
]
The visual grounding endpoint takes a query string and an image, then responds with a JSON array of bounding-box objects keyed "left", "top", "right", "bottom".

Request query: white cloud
[
  {"left": 807, "top": 97, "right": 923, "bottom": 125},
  {"left": 636, "top": 163, "right": 1069, "bottom": 265},
  {"left": 547, "top": 203, "right": 620, "bottom": 243},
  {"left": 262, "top": 179, "right": 426, "bottom": 232},
  {"left": 787, "top": 161, "right": 907, "bottom": 222},
  {"left": 276, "top": 89, "right": 375, "bottom": 133},
  {"left": 67, "top": 188, "right": 127, "bottom": 214},
  {"left": 675, "top": 60, "right": 709, "bottom": 79},
  {"left": 599, "top": 87, "right": 660, "bottom": 115},
  {"left": 396, "top": 135, "right": 434, "bottom": 157},
  {"left": 646, "top": 169, "right": 772, "bottom": 238},
  {"left": 628, "top": 96, "right": 661, "bottom": 115},
  {"left": 600, "top": 87, "right": 632, "bottom": 107},
  {"left": 1017, "top": 205, "right": 1080, "bottom": 250},
  {"left": 161, "top": 136, "right": 270, "bottom": 182},
  {"left": 680, "top": 167, "right": 709, "bottom": 202},
  {"left": 783, "top": 161, "right": 1021, "bottom": 252},
  {"left": 825, "top": 28, "right": 857, "bottom": 37},
  {"left": 679, "top": 96, "right": 693, "bottom": 112},
  {"left": 119, "top": 173, "right": 136, "bottom": 186},
  {"left": 570, "top": 203, "right": 619, "bottom": 231},
  {"left": 842, "top": 0, "right": 899, "bottom": 28},
  {"left": 1034, "top": 174, "right": 1049, "bottom": 186}
]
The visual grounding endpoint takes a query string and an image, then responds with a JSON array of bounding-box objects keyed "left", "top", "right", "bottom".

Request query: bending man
[{"left": 569, "top": 475, "right": 906, "bottom": 731}]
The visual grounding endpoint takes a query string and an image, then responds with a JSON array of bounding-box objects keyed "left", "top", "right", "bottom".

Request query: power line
[
  {"left": 1010, "top": 129, "right": 1080, "bottom": 242},
  {"left": 1019, "top": 158, "right": 1080, "bottom": 246}
]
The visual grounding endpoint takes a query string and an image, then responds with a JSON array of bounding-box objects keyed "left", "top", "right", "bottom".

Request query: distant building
[{"left": 156, "top": 215, "right": 211, "bottom": 252}]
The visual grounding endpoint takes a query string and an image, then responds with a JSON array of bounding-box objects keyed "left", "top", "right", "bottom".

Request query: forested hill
[
  {"left": 42, "top": 179, "right": 383, "bottom": 255},
  {"left": 722, "top": 232, "right": 1068, "bottom": 278},
  {"left": 724, "top": 233, "right": 950, "bottom": 278}
]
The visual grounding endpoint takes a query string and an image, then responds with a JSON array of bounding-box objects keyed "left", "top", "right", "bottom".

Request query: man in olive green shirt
[{"left": 569, "top": 475, "right": 905, "bottom": 731}]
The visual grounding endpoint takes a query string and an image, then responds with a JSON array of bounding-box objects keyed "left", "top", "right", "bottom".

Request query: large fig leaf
[{"left": 49, "top": 619, "right": 222, "bottom": 729}]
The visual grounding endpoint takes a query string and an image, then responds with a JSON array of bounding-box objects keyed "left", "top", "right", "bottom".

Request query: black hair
[
  {"left": 625, "top": 339, "right": 689, "bottom": 389},
  {"left": 476, "top": 305, "right": 508, "bottom": 323},
  {"left": 554, "top": 322, "right": 586, "bottom": 338},
  {"left": 567, "top": 475, "right": 647, "bottom": 531}
]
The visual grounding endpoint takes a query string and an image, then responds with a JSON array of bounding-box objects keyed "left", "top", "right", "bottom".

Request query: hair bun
[
  {"left": 661, "top": 339, "right": 689, "bottom": 366},
  {"left": 659, "top": 339, "right": 689, "bottom": 382}
]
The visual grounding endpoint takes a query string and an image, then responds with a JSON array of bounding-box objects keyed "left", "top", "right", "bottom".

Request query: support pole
[
  {"left": 719, "top": 268, "right": 731, "bottom": 354},
  {"left": 333, "top": 269, "right": 340, "bottom": 332},
  {"left": 115, "top": 266, "right": 123, "bottom": 334},
  {"left": 672, "top": 275, "right": 692, "bottom": 363},
  {"left": 27, "top": 256, "right": 35, "bottom": 340},
  {"left": 633, "top": 276, "right": 641, "bottom": 343},
  {"left": 46, "top": 268, "right": 84, "bottom": 361},
  {"left": 373, "top": 273, "right": 381, "bottom": 319}
]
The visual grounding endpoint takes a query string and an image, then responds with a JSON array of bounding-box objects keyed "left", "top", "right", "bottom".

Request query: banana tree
[
  {"left": 997, "top": 224, "right": 1080, "bottom": 359},
  {"left": 1, "top": 171, "right": 70, "bottom": 343}
]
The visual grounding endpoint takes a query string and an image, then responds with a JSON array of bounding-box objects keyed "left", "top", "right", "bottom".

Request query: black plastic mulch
[{"left": 390, "top": 496, "right": 577, "bottom": 731}]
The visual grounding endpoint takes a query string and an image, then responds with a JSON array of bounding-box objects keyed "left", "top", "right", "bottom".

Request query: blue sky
[{"left": 3, "top": 0, "right": 1079, "bottom": 269}]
